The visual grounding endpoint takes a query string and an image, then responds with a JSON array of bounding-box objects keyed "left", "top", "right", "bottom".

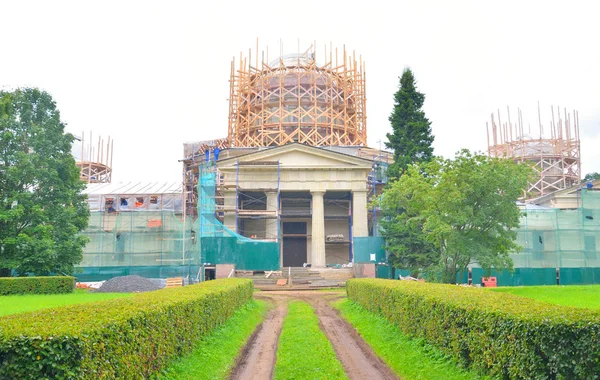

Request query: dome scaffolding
[
  {"left": 487, "top": 105, "right": 581, "bottom": 198},
  {"left": 228, "top": 42, "right": 367, "bottom": 148}
]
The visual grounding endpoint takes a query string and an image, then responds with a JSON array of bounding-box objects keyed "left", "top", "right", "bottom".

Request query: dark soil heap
[{"left": 94, "top": 275, "right": 161, "bottom": 293}]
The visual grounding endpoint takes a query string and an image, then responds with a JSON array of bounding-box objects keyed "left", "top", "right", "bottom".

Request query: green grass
[
  {"left": 159, "top": 299, "right": 268, "bottom": 380},
  {"left": 333, "top": 298, "right": 488, "bottom": 380},
  {"left": 0, "top": 289, "right": 132, "bottom": 316},
  {"left": 274, "top": 301, "right": 348, "bottom": 380},
  {"left": 489, "top": 285, "right": 600, "bottom": 309}
]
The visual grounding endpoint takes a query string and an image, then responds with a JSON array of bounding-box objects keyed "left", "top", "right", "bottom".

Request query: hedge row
[
  {"left": 0, "top": 276, "right": 75, "bottom": 295},
  {"left": 347, "top": 279, "right": 600, "bottom": 379},
  {"left": 0, "top": 278, "right": 254, "bottom": 379}
]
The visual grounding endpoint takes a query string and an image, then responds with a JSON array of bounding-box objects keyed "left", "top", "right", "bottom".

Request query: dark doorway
[
  {"left": 282, "top": 222, "right": 307, "bottom": 267},
  {"left": 204, "top": 267, "right": 216, "bottom": 281}
]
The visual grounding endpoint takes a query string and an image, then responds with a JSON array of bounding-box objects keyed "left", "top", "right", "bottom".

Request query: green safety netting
[
  {"left": 194, "top": 164, "right": 279, "bottom": 271},
  {"left": 78, "top": 162, "right": 279, "bottom": 281},
  {"left": 514, "top": 190, "right": 600, "bottom": 269}
]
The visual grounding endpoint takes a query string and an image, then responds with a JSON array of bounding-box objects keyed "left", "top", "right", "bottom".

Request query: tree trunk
[{"left": 0, "top": 268, "right": 12, "bottom": 277}]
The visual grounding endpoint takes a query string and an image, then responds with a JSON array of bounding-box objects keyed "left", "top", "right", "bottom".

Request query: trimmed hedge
[
  {"left": 347, "top": 279, "right": 600, "bottom": 379},
  {"left": 0, "top": 276, "right": 75, "bottom": 295},
  {"left": 0, "top": 278, "right": 253, "bottom": 379}
]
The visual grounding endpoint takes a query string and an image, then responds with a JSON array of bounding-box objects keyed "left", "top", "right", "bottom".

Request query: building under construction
[
  {"left": 75, "top": 46, "right": 600, "bottom": 286},
  {"left": 182, "top": 43, "right": 389, "bottom": 273},
  {"left": 487, "top": 105, "right": 581, "bottom": 197}
]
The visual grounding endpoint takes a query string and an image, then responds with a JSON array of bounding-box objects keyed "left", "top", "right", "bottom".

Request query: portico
[{"left": 216, "top": 143, "right": 373, "bottom": 267}]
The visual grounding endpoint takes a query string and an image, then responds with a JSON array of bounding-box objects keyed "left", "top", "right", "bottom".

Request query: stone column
[
  {"left": 265, "top": 191, "right": 279, "bottom": 240},
  {"left": 311, "top": 190, "right": 326, "bottom": 267},
  {"left": 223, "top": 190, "right": 237, "bottom": 232},
  {"left": 352, "top": 190, "right": 368, "bottom": 237}
]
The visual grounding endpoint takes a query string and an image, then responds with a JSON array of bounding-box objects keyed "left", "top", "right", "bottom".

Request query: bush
[
  {"left": 0, "top": 278, "right": 253, "bottom": 379},
  {"left": 0, "top": 276, "right": 75, "bottom": 295},
  {"left": 347, "top": 279, "right": 600, "bottom": 379}
]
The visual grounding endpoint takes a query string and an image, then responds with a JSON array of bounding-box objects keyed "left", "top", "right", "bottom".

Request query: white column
[
  {"left": 223, "top": 190, "right": 237, "bottom": 232},
  {"left": 311, "top": 190, "right": 326, "bottom": 267},
  {"left": 352, "top": 190, "right": 368, "bottom": 237},
  {"left": 266, "top": 191, "right": 278, "bottom": 240}
]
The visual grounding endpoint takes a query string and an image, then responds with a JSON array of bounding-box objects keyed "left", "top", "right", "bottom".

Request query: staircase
[{"left": 236, "top": 267, "right": 354, "bottom": 289}]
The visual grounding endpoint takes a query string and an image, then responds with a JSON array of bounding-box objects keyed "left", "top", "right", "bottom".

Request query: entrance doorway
[{"left": 282, "top": 222, "right": 307, "bottom": 267}]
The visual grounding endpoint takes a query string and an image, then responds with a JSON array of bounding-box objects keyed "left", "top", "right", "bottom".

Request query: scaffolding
[
  {"left": 216, "top": 159, "right": 281, "bottom": 241},
  {"left": 193, "top": 161, "right": 280, "bottom": 271},
  {"left": 514, "top": 189, "right": 600, "bottom": 269},
  {"left": 77, "top": 169, "right": 282, "bottom": 281},
  {"left": 78, "top": 182, "right": 192, "bottom": 280},
  {"left": 182, "top": 138, "right": 231, "bottom": 218},
  {"left": 228, "top": 41, "right": 367, "bottom": 148},
  {"left": 465, "top": 188, "right": 600, "bottom": 285},
  {"left": 355, "top": 146, "right": 392, "bottom": 236},
  {"left": 73, "top": 131, "right": 114, "bottom": 183},
  {"left": 487, "top": 105, "right": 580, "bottom": 197}
]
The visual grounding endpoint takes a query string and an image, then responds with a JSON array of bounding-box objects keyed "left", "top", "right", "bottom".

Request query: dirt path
[
  {"left": 229, "top": 294, "right": 288, "bottom": 380},
  {"left": 230, "top": 290, "right": 397, "bottom": 380},
  {"left": 301, "top": 293, "right": 398, "bottom": 380}
]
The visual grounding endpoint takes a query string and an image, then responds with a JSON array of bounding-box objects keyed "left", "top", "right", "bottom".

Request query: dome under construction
[
  {"left": 228, "top": 43, "right": 367, "bottom": 148},
  {"left": 487, "top": 106, "right": 580, "bottom": 197}
]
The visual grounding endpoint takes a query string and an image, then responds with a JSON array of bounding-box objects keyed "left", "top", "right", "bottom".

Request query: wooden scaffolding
[
  {"left": 228, "top": 41, "right": 367, "bottom": 148},
  {"left": 487, "top": 105, "right": 581, "bottom": 197},
  {"left": 75, "top": 131, "right": 113, "bottom": 183}
]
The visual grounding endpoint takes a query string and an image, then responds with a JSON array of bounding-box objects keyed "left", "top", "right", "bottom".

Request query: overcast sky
[{"left": 2, "top": 0, "right": 599, "bottom": 183}]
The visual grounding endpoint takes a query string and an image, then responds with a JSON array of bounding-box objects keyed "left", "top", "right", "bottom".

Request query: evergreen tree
[
  {"left": 385, "top": 68, "right": 435, "bottom": 179},
  {"left": 0, "top": 88, "right": 89, "bottom": 277}
]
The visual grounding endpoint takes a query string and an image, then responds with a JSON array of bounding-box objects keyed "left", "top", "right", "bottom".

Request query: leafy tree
[
  {"left": 582, "top": 172, "right": 600, "bottom": 183},
  {"left": 0, "top": 88, "right": 89, "bottom": 277},
  {"left": 379, "top": 150, "right": 533, "bottom": 283},
  {"left": 385, "top": 68, "right": 435, "bottom": 179}
]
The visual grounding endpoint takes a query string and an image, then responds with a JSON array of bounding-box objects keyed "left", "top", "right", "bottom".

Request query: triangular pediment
[{"left": 217, "top": 143, "right": 372, "bottom": 169}]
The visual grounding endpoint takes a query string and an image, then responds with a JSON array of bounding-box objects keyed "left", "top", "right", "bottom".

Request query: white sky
[{"left": 2, "top": 0, "right": 599, "bottom": 182}]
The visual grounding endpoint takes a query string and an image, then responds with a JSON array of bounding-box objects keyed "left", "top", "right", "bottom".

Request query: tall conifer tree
[{"left": 385, "top": 68, "right": 435, "bottom": 179}]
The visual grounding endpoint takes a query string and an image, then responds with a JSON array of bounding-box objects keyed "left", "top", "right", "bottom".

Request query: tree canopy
[
  {"left": 582, "top": 172, "right": 600, "bottom": 183},
  {"left": 378, "top": 150, "right": 533, "bottom": 283},
  {"left": 385, "top": 68, "right": 435, "bottom": 179},
  {"left": 0, "top": 88, "right": 89, "bottom": 277}
]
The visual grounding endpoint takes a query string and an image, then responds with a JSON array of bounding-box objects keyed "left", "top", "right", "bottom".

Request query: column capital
[
  {"left": 310, "top": 190, "right": 325, "bottom": 196},
  {"left": 352, "top": 189, "right": 368, "bottom": 194}
]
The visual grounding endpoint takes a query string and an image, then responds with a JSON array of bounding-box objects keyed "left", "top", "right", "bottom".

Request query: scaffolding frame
[
  {"left": 228, "top": 41, "right": 367, "bottom": 148},
  {"left": 75, "top": 131, "right": 113, "bottom": 183},
  {"left": 216, "top": 160, "right": 281, "bottom": 241},
  {"left": 487, "top": 105, "right": 581, "bottom": 197}
]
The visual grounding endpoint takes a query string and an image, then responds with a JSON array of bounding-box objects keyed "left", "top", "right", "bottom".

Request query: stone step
[
  {"left": 309, "top": 280, "right": 344, "bottom": 287},
  {"left": 236, "top": 268, "right": 355, "bottom": 285}
]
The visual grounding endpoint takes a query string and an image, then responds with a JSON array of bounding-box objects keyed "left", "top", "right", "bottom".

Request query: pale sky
[{"left": 2, "top": 0, "right": 599, "bottom": 183}]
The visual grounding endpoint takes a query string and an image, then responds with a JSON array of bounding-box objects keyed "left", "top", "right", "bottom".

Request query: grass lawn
[
  {"left": 0, "top": 289, "right": 132, "bottom": 316},
  {"left": 333, "top": 299, "right": 488, "bottom": 380},
  {"left": 159, "top": 299, "right": 268, "bottom": 380},
  {"left": 489, "top": 285, "right": 600, "bottom": 309},
  {"left": 274, "top": 301, "right": 348, "bottom": 380}
]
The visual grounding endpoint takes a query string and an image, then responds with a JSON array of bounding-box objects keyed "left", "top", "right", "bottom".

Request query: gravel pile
[{"left": 94, "top": 275, "right": 161, "bottom": 293}]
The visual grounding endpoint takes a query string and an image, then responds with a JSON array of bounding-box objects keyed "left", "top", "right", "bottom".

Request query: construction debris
[{"left": 94, "top": 275, "right": 161, "bottom": 293}]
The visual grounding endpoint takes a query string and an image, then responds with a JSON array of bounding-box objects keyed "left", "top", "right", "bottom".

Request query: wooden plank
[{"left": 165, "top": 277, "right": 183, "bottom": 288}]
